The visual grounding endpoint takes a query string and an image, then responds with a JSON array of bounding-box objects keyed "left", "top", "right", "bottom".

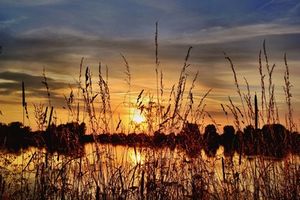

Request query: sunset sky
[{"left": 0, "top": 0, "right": 300, "bottom": 131}]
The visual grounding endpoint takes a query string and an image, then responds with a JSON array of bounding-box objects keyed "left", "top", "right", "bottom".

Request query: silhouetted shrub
[
  {"left": 0, "top": 122, "right": 31, "bottom": 152},
  {"left": 153, "top": 131, "right": 167, "bottom": 146},
  {"left": 243, "top": 125, "right": 259, "bottom": 155},
  {"left": 261, "top": 124, "right": 288, "bottom": 157},
  {"left": 44, "top": 122, "right": 86, "bottom": 153},
  {"left": 221, "top": 125, "right": 235, "bottom": 156},
  {"left": 203, "top": 124, "right": 220, "bottom": 156}
]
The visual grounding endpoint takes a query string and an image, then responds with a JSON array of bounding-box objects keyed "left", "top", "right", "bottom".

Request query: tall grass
[
  {"left": 155, "top": 21, "right": 161, "bottom": 127},
  {"left": 224, "top": 41, "right": 295, "bottom": 131},
  {"left": 171, "top": 46, "right": 192, "bottom": 130},
  {"left": 283, "top": 53, "right": 296, "bottom": 132},
  {"left": 122, "top": 54, "right": 132, "bottom": 133}
]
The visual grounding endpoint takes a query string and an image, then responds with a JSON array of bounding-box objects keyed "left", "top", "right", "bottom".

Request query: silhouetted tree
[
  {"left": 221, "top": 125, "right": 235, "bottom": 156},
  {"left": 203, "top": 124, "right": 220, "bottom": 156},
  {"left": 261, "top": 124, "right": 287, "bottom": 157}
]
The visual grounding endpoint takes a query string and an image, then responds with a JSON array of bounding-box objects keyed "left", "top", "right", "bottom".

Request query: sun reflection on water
[{"left": 129, "top": 147, "right": 145, "bottom": 165}]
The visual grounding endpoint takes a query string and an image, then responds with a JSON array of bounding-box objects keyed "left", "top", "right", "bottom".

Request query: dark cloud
[
  {"left": 1, "top": 30, "right": 300, "bottom": 68},
  {"left": 0, "top": 71, "right": 73, "bottom": 105},
  {"left": 0, "top": 30, "right": 155, "bottom": 75},
  {"left": 1, "top": 29, "right": 300, "bottom": 95}
]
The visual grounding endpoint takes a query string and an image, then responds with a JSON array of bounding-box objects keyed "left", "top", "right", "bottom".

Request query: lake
[{"left": 0, "top": 143, "right": 299, "bottom": 199}]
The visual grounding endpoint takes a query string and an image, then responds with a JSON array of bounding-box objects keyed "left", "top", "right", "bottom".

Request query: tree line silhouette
[{"left": 0, "top": 121, "right": 299, "bottom": 158}]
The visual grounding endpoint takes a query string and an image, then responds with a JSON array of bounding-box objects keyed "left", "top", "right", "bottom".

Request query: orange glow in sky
[{"left": 0, "top": 1, "right": 299, "bottom": 133}]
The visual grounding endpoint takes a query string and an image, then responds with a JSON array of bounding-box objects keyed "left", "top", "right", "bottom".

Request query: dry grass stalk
[
  {"left": 144, "top": 94, "right": 156, "bottom": 133},
  {"left": 121, "top": 54, "right": 132, "bottom": 132},
  {"left": 77, "top": 64, "right": 99, "bottom": 134},
  {"left": 220, "top": 103, "right": 229, "bottom": 124},
  {"left": 155, "top": 21, "right": 161, "bottom": 126},
  {"left": 158, "top": 84, "right": 175, "bottom": 131},
  {"left": 42, "top": 68, "right": 51, "bottom": 107},
  {"left": 283, "top": 53, "right": 296, "bottom": 131},
  {"left": 205, "top": 111, "right": 220, "bottom": 133},
  {"left": 160, "top": 69, "right": 164, "bottom": 104},
  {"left": 193, "top": 88, "right": 212, "bottom": 124},
  {"left": 171, "top": 46, "right": 192, "bottom": 128},
  {"left": 254, "top": 94, "right": 258, "bottom": 129},
  {"left": 47, "top": 106, "right": 54, "bottom": 128},
  {"left": 76, "top": 57, "right": 84, "bottom": 122},
  {"left": 225, "top": 53, "right": 249, "bottom": 125},
  {"left": 22, "top": 81, "right": 29, "bottom": 121},
  {"left": 98, "top": 62, "right": 108, "bottom": 133},
  {"left": 33, "top": 103, "right": 47, "bottom": 131},
  {"left": 42, "top": 106, "right": 48, "bottom": 125},
  {"left": 96, "top": 63, "right": 113, "bottom": 132},
  {"left": 105, "top": 73, "right": 113, "bottom": 132},
  {"left": 63, "top": 87, "right": 75, "bottom": 121},
  {"left": 273, "top": 95, "right": 280, "bottom": 124},
  {"left": 263, "top": 41, "right": 276, "bottom": 124},
  {"left": 243, "top": 77, "right": 254, "bottom": 125},
  {"left": 227, "top": 97, "right": 241, "bottom": 130},
  {"left": 183, "top": 71, "right": 198, "bottom": 125},
  {"left": 85, "top": 67, "right": 97, "bottom": 132},
  {"left": 258, "top": 49, "right": 267, "bottom": 124}
]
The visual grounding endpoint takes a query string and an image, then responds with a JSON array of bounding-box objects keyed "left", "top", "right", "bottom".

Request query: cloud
[
  {"left": 0, "top": 16, "right": 27, "bottom": 29},
  {"left": 0, "top": 0, "right": 67, "bottom": 6},
  {"left": 169, "top": 23, "right": 300, "bottom": 45},
  {"left": 0, "top": 29, "right": 154, "bottom": 75},
  {"left": 1, "top": 25, "right": 300, "bottom": 95},
  {"left": 0, "top": 71, "right": 71, "bottom": 98},
  {"left": 129, "top": 0, "right": 179, "bottom": 13}
]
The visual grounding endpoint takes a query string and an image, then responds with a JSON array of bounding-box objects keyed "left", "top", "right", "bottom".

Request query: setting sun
[{"left": 132, "top": 109, "right": 145, "bottom": 124}]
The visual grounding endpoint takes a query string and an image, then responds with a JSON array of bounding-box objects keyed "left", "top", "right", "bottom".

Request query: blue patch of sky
[{"left": 0, "top": 0, "right": 299, "bottom": 39}]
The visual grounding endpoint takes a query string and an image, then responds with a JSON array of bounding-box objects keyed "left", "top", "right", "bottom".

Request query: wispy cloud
[
  {"left": 0, "top": 71, "right": 70, "bottom": 97},
  {"left": 0, "top": 0, "right": 67, "bottom": 6},
  {"left": 0, "top": 16, "right": 27, "bottom": 29},
  {"left": 129, "top": 0, "right": 179, "bottom": 13},
  {"left": 169, "top": 23, "right": 300, "bottom": 45},
  {"left": 1, "top": 25, "right": 300, "bottom": 89}
]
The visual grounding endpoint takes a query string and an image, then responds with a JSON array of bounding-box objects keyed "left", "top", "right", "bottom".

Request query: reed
[
  {"left": 42, "top": 68, "right": 51, "bottom": 107},
  {"left": 225, "top": 53, "right": 249, "bottom": 125},
  {"left": 254, "top": 94, "right": 258, "bottom": 129},
  {"left": 258, "top": 49, "right": 267, "bottom": 125},
  {"left": 171, "top": 46, "right": 192, "bottom": 129},
  {"left": 121, "top": 54, "right": 132, "bottom": 133},
  {"left": 183, "top": 71, "right": 198, "bottom": 125},
  {"left": 76, "top": 57, "right": 84, "bottom": 122},
  {"left": 224, "top": 41, "right": 289, "bottom": 131},
  {"left": 193, "top": 88, "right": 212, "bottom": 124},
  {"left": 220, "top": 103, "right": 229, "bottom": 124},
  {"left": 243, "top": 77, "right": 254, "bottom": 125},
  {"left": 263, "top": 40, "right": 276, "bottom": 124},
  {"left": 98, "top": 62, "right": 109, "bottom": 133},
  {"left": 227, "top": 96, "right": 241, "bottom": 131},
  {"left": 33, "top": 103, "right": 47, "bottom": 131},
  {"left": 155, "top": 21, "right": 161, "bottom": 126},
  {"left": 63, "top": 87, "right": 75, "bottom": 121},
  {"left": 283, "top": 53, "right": 296, "bottom": 132}
]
